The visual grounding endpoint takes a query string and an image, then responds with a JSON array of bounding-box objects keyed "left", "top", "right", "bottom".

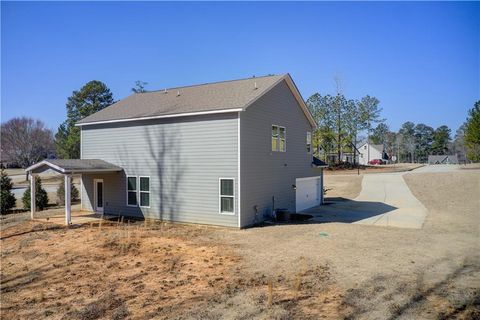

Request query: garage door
[{"left": 296, "top": 176, "right": 322, "bottom": 212}]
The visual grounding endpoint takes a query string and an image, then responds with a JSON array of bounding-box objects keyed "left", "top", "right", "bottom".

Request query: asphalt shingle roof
[
  {"left": 77, "top": 74, "right": 285, "bottom": 125},
  {"left": 26, "top": 159, "right": 123, "bottom": 173}
]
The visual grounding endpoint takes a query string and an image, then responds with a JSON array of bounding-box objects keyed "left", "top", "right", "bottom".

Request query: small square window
[
  {"left": 128, "top": 177, "right": 136, "bottom": 191},
  {"left": 220, "top": 179, "right": 234, "bottom": 196}
]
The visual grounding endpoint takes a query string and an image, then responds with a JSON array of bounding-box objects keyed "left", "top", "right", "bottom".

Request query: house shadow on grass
[{"left": 301, "top": 197, "right": 398, "bottom": 224}]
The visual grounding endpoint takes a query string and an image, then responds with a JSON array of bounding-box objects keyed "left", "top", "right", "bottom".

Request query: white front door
[
  {"left": 295, "top": 177, "right": 321, "bottom": 212},
  {"left": 94, "top": 179, "right": 104, "bottom": 213}
]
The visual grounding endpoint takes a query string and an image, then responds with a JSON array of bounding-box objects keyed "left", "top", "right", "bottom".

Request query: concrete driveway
[{"left": 305, "top": 172, "right": 428, "bottom": 229}]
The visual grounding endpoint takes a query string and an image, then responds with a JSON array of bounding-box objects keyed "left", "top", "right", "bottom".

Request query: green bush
[
  {"left": 0, "top": 169, "right": 16, "bottom": 214},
  {"left": 22, "top": 176, "right": 49, "bottom": 210},
  {"left": 56, "top": 178, "right": 79, "bottom": 205}
]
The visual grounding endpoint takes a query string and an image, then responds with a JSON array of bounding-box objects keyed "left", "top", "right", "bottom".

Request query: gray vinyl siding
[
  {"left": 240, "top": 80, "right": 315, "bottom": 228},
  {"left": 81, "top": 113, "right": 239, "bottom": 227},
  {"left": 81, "top": 172, "right": 122, "bottom": 213}
]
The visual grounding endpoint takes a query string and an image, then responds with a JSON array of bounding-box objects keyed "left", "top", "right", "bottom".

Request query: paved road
[{"left": 305, "top": 171, "right": 429, "bottom": 229}]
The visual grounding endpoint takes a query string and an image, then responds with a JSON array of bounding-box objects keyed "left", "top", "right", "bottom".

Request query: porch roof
[
  {"left": 312, "top": 156, "right": 328, "bottom": 168},
  {"left": 25, "top": 159, "right": 123, "bottom": 174}
]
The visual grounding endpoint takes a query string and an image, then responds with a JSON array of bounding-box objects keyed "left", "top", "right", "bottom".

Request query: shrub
[
  {"left": 0, "top": 168, "right": 16, "bottom": 214},
  {"left": 22, "top": 176, "right": 49, "bottom": 210},
  {"left": 56, "top": 179, "right": 79, "bottom": 205}
]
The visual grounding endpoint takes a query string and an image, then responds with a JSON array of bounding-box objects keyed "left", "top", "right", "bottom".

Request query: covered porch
[{"left": 25, "top": 159, "right": 123, "bottom": 226}]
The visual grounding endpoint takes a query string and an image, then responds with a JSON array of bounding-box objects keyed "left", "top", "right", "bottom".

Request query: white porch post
[
  {"left": 65, "top": 175, "right": 71, "bottom": 226},
  {"left": 30, "top": 174, "right": 36, "bottom": 220}
]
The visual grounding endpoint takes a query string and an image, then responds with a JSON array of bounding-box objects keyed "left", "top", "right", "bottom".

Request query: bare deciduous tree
[{"left": 1, "top": 117, "right": 55, "bottom": 168}]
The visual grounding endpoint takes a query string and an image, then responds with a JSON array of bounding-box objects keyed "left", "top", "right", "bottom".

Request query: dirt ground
[
  {"left": 323, "top": 163, "right": 423, "bottom": 176},
  {"left": 324, "top": 174, "right": 363, "bottom": 199},
  {"left": 1, "top": 169, "right": 479, "bottom": 319}
]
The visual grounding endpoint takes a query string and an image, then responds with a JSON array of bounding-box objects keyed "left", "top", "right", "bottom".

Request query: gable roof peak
[{"left": 75, "top": 73, "right": 315, "bottom": 127}]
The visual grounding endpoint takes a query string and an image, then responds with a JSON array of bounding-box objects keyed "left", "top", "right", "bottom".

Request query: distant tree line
[
  {"left": 307, "top": 79, "right": 479, "bottom": 164},
  {"left": 306, "top": 77, "right": 384, "bottom": 165},
  {"left": 306, "top": 77, "right": 384, "bottom": 164},
  {"left": 369, "top": 122, "right": 455, "bottom": 163},
  {"left": 367, "top": 100, "right": 480, "bottom": 163}
]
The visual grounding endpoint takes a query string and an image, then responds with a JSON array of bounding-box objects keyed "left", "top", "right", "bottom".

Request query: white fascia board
[
  {"left": 283, "top": 75, "right": 317, "bottom": 129},
  {"left": 242, "top": 74, "right": 317, "bottom": 129},
  {"left": 75, "top": 108, "right": 244, "bottom": 127},
  {"left": 25, "top": 160, "right": 66, "bottom": 173},
  {"left": 66, "top": 168, "right": 123, "bottom": 174}
]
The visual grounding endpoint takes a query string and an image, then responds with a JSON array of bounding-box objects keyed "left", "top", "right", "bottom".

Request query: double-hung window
[
  {"left": 307, "top": 132, "right": 312, "bottom": 153},
  {"left": 139, "top": 177, "right": 150, "bottom": 207},
  {"left": 219, "top": 178, "right": 234, "bottom": 214},
  {"left": 127, "top": 176, "right": 137, "bottom": 206},
  {"left": 271, "top": 125, "right": 286, "bottom": 152}
]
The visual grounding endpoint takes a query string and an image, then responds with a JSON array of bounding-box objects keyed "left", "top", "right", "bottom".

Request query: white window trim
[
  {"left": 219, "top": 177, "right": 235, "bottom": 215},
  {"left": 139, "top": 176, "right": 151, "bottom": 208},
  {"left": 126, "top": 175, "right": 138, "bottom": 207},
  {"left": 272, "top": 125, "right": 286, "bottom": 152}
]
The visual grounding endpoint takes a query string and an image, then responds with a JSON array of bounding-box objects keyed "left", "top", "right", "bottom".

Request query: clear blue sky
[{"left": 2, "top": 1, "right": 479, "bottom": 133}]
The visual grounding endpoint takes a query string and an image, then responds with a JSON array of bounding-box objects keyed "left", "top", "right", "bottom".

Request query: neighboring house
[
  {"left": 358, "top": 142, "right": 387, "bottom": 165},
  {"left": 427, "top": 155, "right": 458, "bottom": 165},
  {"left": 26, "top": 74, "right": 327, "bottom": 228}
]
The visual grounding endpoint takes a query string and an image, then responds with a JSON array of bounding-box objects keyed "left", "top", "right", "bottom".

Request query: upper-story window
[
  {"left": 307, "top": 132, "right": 312, "bottom": 153},
  {"left": 271, "top": 125, "right": 286, "bottom": 152}
]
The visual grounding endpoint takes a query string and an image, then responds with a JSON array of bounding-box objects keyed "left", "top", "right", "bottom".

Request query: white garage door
[{"left": 296, "top": 176, "right": 322, "bottom": 212}]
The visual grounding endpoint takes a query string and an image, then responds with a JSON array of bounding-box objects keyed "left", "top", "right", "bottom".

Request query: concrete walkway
[{"left": 306, "top": 172, "right": 428, "bottom": 229}]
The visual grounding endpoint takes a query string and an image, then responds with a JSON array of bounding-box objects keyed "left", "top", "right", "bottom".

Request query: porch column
[
  {"left": 30, "top": 174, "right": 36, "bottom": 220},
  {"left": 65, "top": 175, "right": 71, "bottom": 226}
]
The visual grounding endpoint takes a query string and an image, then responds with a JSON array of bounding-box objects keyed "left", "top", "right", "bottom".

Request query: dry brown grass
[
  {"left": 2, "top": 170, "right": 479, "bottom": 319},
  {"left": 0, "top": 221, "right": 241, "bottom": 319}
]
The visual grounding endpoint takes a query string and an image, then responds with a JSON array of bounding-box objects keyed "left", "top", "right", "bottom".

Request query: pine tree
[
  {"left": 465, "top": 101, "right": 480, "bottom": 161},
  {"left": 22, "top": 176, "right": 49, "bottom": 210},
  {"left": 55, "top": 81, "right": 114, "bottom": 159},
  {"left": 56, "top": 179, "right": 79, "bottom": 205},
  {"left": 0, "top": 169, "right": 16, "bottom": 214}
]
